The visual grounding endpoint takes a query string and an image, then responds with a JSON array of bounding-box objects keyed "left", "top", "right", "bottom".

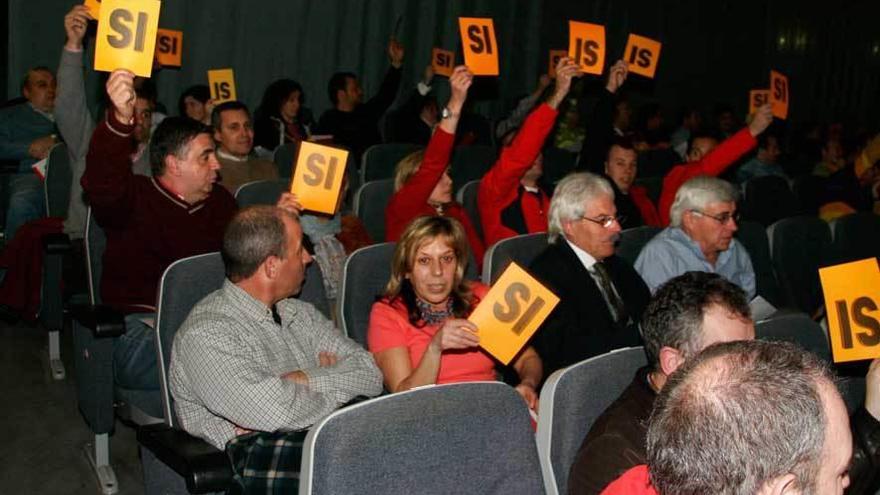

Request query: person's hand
[
  {"left": 281, "top": 370, "right": 309, "bottom": 385},
  {"left": 605, "top": 59, "right": 629, "bottom": 94},
  {"left": 423, "top": 64, "right": 435, "bottom": 86},
  {"left": 276, "top": 192, "right": 303, "bottom": 217},
  {"left": 866, "top": 358, "right": 880, "bottom": 420},
  {"left": 233, "top": 426, "right": 253, "bottom": 436},
  {"left": 536, "top": 74, "right": 552, "bottom": 92},
  {"left": 64, "top": 5, "right": 92, "bottom": 51},
  {"left": 430, "top": 318, "right": 479, "bottom": 352},
  {"left": 447, "top": 66, "right": 473, "bottom": 112},
  {"left": 388, "top": 39, "right": 405, "bottom": 68},
  {"left": 28, "top": 135, "right": 56, "bottom": 159},
  {"left": 547, "top": 57, "right": 580, "bottom": 109},
  {"left": 106, "top": 70, "right": 136, "bottom": 124},
  {"left": 318, "top": 351, "right": 338, "bottom": 367},
  {"left": 748, "top": 104, "right": 773, "bottom": 137},
  {"left": 515, "top": 383, "right": 539, "bottom": 410}
]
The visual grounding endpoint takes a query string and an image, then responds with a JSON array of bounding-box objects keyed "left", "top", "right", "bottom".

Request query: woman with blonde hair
[{"left": 368, "top": 216, "right": 542, "bottom": 409}]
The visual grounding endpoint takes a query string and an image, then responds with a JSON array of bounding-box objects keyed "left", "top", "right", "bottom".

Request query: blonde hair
[{"left": 393, "top": 150, "right": 426, "bottom": 192}]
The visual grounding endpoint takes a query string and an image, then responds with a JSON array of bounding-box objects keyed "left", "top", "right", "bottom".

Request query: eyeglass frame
[
  {"left": 580, "top": 214, "right": 626, "bottom": 229},
  {"left": 689, "top": 209, "right": 740, "bottom": 225}
]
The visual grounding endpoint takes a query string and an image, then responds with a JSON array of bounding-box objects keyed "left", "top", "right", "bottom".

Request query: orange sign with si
[
  {"left": 458, "top": 17, "right": 499, "bottom": 76},
  {"left": 749, "top": 89, "right": 770, "bottom": 115},
  {"left": 155, "top": 29, "right": 183, "bottom": 67},
  {"left": 469, "top": 263, "right": 559, "bottom": 365},
  {"left": 208, "top": 68, "right": 236, "bottom": 103},
  {"left": 290, "top": 141, "right": 349, "bottom": 215},
  {"left": 623, "top": 33, "right": 661, "bottom": 78},
  {"left": 770, "top": 70, "right": 789, "bottom": 119},
  {"left": 568, "top": 21, "right": 605, "bottom": 75},
  {"left": 819, "top": 258, "right": 880, "bottom": 363},
  {"left": 548, "top": 50, "right": 567, "bottom": 77},
  {"left": 94, "top": 0, "right": 162, "bottom": 77},
  {"left": 432, "top": 48, "right": 455, "bottom": 77},
  {"left": 84, "top": 0, "right": 101, "bottom": 17}
]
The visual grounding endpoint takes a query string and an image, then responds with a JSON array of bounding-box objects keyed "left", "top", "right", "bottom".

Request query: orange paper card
[
  {"left": 208, "top": 68, "right": 236, "bottom": 103},
  {"left": 84, "top": 0, "right": 101, "bottom": 17},
  {"left": 623, "top": 33, "right": 661, "bottom": 78},
  {"left": 94, "top": 0, "right": 161, "bottom": 77},
  {"left": 819, "top": 258, "right": 880, "bottom": 363},
  {"left": 459, "top": 17, "right": 499, "bottom": 76},
  {"left": 568, "top": 21, "right": 605, "bottom": 75},
  {"left": 290, "top": 141, "right": 349, "bottom": 215},
  {"left": 155, "top": 28, "right": 183, "bottom": 67},
  {"left": 432, "top": 48, "right": 455, "bottom": 77},
  {"left": 770, "top": 70, "right": 789, "bottom": 119},
  {"left": 749, "top": 89, "right": 770, "bottom": 114},
  {"left": 469, "top": 263, "right": 559, "bottom": 365},
  {"left": 548, "top": 50, "right": 567, "bottom": 77}
]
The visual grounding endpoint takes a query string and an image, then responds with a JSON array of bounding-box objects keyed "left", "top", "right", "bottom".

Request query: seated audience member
[
  {"left": 0, "top": 66, "right": 57, "bottom": 240},
  {"left": 603, "top": 340, "right": 880, "bottom": 495},
  {"left": 253, "top": 78, "right": 312, "bottom": 153},
  {"left": 714, "top": 103, "right": 737, "bottom": 139},
  {"left": 170, "top": 205, "right": 382, "bottom": 490},
  {"left": 568, "top": 272, "right": 755, "bottom": 494},
  {"left": 478, "top": 57, "right": 579, "bottom": 247},
  {"left": 178, "top": 84, "right": 212, "bottom": 125},
  {"left": 317, "top": 38, "right": 404, "bottom": 162},
  {"left": 635, "top": 176, "right": 755, "bottom": 298},
  {"left": 368, "top": 216, "right": 541, "bottom": 408},
  {"left": 385, "top": 66, "right": 485, "bottom": 263},
  {"left": 813, "top": 134, "right": 847, "bottom": 178},
  {"left": 735, "top": 133, "right": 786, "bottom": 184},
  {"left": 669, "top": 106, "right": 701, "bottom": 161},
  {"left": 81, "top": 69, "right": 238, "bottom": 392},
  {"left": 211, "top": 101, "right": 279, "bottom": 193},
  {"left": 385, "top": 64, "right": 439, "bottom": 145},
  {"left": 529, "top": 172, "right": 650, "bottom": 377}
]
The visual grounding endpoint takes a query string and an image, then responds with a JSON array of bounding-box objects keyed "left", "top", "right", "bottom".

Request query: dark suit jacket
[{"left": 529, "top": 240, "right": 650, "bottom": 377}]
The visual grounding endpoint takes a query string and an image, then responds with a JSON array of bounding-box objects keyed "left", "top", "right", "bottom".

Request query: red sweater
[
  {"left": 601, "top": 465, "right": 658, "bottom": 495},
  {"left": 82, "top": 114, "right": 237, "bottom": 313},
  {"left": 385, "top": 128, "right": 485, "bottom": 266},
  {"left": 478, "top": 104, "right": 557, "bottom": 247},
  {"left": 629, "top": 185, "right": 661, "bottom": 227},
  {"left": 657, "top": 128, "right": 757, "bottom": 225}
]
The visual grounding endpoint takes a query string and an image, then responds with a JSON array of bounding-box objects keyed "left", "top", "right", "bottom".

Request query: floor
[{"left": 0, "top": 319, "right": 145, "bottom": 495}]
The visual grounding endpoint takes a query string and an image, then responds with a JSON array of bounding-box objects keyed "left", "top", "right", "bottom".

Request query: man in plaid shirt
[{"left": 169, "top": 205, "right": 383, "bottom": 492}]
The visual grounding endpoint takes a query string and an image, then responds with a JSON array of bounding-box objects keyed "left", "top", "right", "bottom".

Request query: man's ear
[
  {"left": 604, "top": 161, "right": 610, "bottom": 175},
  {"left": 758, "top": 474, "right": 799, "bottom": 495},
  {"left": 262, "top": 256, "right": 279, "bottom": 281},
  {"left": 658, "top": 346, "right": 685, "bottom": 376},
  {"left": 213, "top": 128, "right": 222, "bottom": 142},
  {"left": 164, "top": 153, "right": 180, "bottom": 177},
  {"left": 561, "top": 219, "right": 575, "bottom": 239}
]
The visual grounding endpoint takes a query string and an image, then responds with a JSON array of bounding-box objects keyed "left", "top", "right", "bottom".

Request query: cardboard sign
[
  {"left": 819, "top": 258, "right": 880, "bottom": 363},
  {"left": 290, "top": 141, "right": 349, "bottom": 215},
  {"left": 623, "top": 33, "right": 661, "bottom": 78},
  {"left": 94, "top": 0, "right": 161, "bottom": 77},
  {"left": 568, "top": 21, "right": 605, "bottom": 75},
  {"left": 155, "top": 28, "right": 182, "bottom": 67},
  {"left": 84, "top": 0, "right": 101, "bottom": 17},
  {"left": 749, "top": 89, "right": 770, "bottom": 114},
  {"left": 548, "top": 50, "right": 567, "bottom": 77},
  {"left": 458, "top": 17, "right": 499, "bottom": 76},
  {"left": 770, "top": 70, "right": 789, "bottom": 119},
  {"left": 469, "top": 263, "right": 559, "bottom": 365},
  {"left": 208, "top": 68, "right": 236, "bottom": 103},
  {"left": 432, "top": 48, "right": 455, "bottom": 77}
]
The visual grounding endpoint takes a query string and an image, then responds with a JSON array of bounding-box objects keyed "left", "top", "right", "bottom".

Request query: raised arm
[
  {"left": 56, "top": 5, "right": 96, "bottom": 160},
  {"left": 362, "top": 38, "right": 405, "bottom": 120},
  {"left": 577, "top": 59, "right": 629, "bottom": 173}
]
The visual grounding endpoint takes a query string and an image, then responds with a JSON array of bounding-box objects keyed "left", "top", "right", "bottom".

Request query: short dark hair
[
  {"left": 757, "top": 132, "right": 779, "bottom": 151},
  {"left": 647, "top": 340, "right": 831, "bottom": 495},
  {"left": 20, "top": 66, "right": 53, "bottom": 93},
  {"left": 640, "top": 272, "right": 751, "bottom": 369},
  {"left": 327, "top": 72, "right": 356, "bottom": 106},
  {"left": 133, "top": 77, "right": 158, "bottom": 107},
  {"left": 606, "top": 136, "right": 636, "bottom": 159},
  {"left": 149, "top": 117, "right": 213, "bottom": 176},
  {"left": 687, "top": 128, "right": 722, "bottom": 155},
  {"left": 177, "top": 84, "right": 210, "bottom": 118},
  {"left": 222, "top": 206, "right": 296, "bottom": 282},
  {"left": 211, "top": 101, "right": 250, "bottom": 131}
]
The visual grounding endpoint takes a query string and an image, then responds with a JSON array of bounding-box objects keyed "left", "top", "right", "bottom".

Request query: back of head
[
  {"left": 393, "top": 150, "right": 426, "bottom": 192},
  {"left": 327, "top": 72, "right": 355, "bottom": 106},
  {"left": 547, "top": 172, "right": 614, "bottom": 243},
  {"left": 149, "top": 117, "right": 212, "bottom": 176},
  {"left": 640, "top": 271, "right": 751, "bottom": 369},
  {"left": 222, "top": 205, "right": 293, "bottom": 282},
  {"left": 647, "top": 340, "right": 830, "bottom": 495},
  {"left": 668, "top": 176, "right": 738, "bottom": 227},
  {"left": 211, "top": 100, "right": 250, "bottom": 131}
]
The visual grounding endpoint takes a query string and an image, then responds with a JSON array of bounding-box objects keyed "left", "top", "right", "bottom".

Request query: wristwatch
[{"left": 441, "top": 107, "right": 458, "bottom": 120}]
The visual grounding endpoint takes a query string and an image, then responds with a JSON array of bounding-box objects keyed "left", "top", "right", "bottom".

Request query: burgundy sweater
[{"left": 82, "top": 114, "right": 236, "bottom": 313}]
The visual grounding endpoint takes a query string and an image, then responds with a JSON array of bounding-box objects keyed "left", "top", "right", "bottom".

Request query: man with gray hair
[
  {"left": 634, "top": 175, "right": 755, "bottom": 298},
  {"left": 529, "top": 172, "right": 650, "bottom": 377}
]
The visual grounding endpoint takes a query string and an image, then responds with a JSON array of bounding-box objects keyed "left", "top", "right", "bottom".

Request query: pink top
[{"left": 367, "top": 283, "right": 496, "bottom": 384}]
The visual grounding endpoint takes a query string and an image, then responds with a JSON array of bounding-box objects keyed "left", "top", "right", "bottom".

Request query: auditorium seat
[
  {"left": 481, "top": 232, "right": 548, "bottom": 284},
  {"left": 735, "top": 220, "right": 782, "bottom": 306},
  {"left": 767, "top": 216, "right": 832, "bottom": 316},
  {"left": 234, "top": 178, "right": 288, "bottom": 208},
  {"left": 830, "top": 212, "right": 880, "bottom": 264},
  {"left": 455, "top": 179, "right": 483, "bottom": 241},
  {"left": 360, "top": 143, "right": 423, "bottom": 183},
  {"left": 741, "top": 175, "right": 796, "bottom": 227},
  {"left": 450, "top": 145, "right": 496, "bottom": 194},
  {"left": 616, "top": 225, "right": 661, "bottom": 266},
  {"left": 353, "top": 179, "right": 394, "bottom": 243},
  {"left": 272, "top": 142, "right": 298, "bottom": 178}
]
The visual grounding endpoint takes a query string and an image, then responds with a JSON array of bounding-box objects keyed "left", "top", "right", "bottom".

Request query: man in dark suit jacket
[{"left": 529, "top": 172, "right": 650, "bottom": 377}]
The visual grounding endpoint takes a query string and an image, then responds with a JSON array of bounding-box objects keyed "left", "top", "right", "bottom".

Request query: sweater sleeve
[
  {"left": 55, "top": 48, "right": 95, "bottom": 160},
  {"left": 577, "top": 88, "right": 617, "bottom": 174},
  {"left": 363, "top": 66, "right": 402, "bottom": 122},
  {"left": 81, "top": 113, "right": 138, "bottom": 228}
]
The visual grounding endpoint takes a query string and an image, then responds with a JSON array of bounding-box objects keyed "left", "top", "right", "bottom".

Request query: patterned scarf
[{"left": 415, "top": 297, "right": 454, "bottom": 326}]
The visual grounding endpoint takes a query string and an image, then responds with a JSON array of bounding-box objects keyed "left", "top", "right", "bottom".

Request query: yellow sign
[
  {"left": 770, "top": 70, "right": 789, "bottom": 120},
  {"left": 548, "top": 50, "right": 567, "bottom": 77},
  {"left": 458, "top": 17, "right": 499, "bottom": 76},
  {"left": 94, "top": 0, "right": 161, "bottom": 77},
  {"left": 623, "top": 33, "right": 661, "bottom": 78},
  {"left": 749, "top": 89, "right": 770, "bottom": 115},
  {"left": 432, "top": 48, "right": 455, "bottom": 77},
  {"left": 208, "top": 68, "right": 236, "bottom": 103},
  {"left": 819, "top": 258, "right": 880, "bottom": 363},
  {"left": 155, "top": 29, "right": 183, "bottom": 67},
  {"left": 84, "top": 0, "right": 101, "bottom": 17},
  {"left": 290, "top": 141, "right": 349, "bottom": 215},
  {"left": 469, "top": 263, "right": 559, "bottom": 365},
  {"left": 568, "top": 21, "right": 605, "bottom": 75}
]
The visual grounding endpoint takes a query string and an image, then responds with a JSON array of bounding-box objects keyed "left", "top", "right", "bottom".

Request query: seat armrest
[
  {"left": 42, "top": 232, "right": 71, "bottom": 255},
  {"left": 70, "top": 304, "right": 126, "bottom": 337},
  {"left": 137, "top": 423, "right": 234, "bottom": 494}
]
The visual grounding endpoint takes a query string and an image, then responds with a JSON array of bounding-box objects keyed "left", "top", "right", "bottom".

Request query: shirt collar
[
  {"left": 564, "top": 238, "right": 598, "bottom": 270},
  {"left": 217, "top": 148, "right": 250, "bottom": 163},
  {"left": 28, "top": 102, "right": 55, "bottom": 122}
]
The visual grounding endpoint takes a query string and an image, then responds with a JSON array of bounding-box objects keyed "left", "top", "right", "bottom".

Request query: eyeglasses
[
  {"left": 690, "top": 209, "right": 740, "bottom": 225},
  {"left": 581, "top": 214, "right": 626, "bottom": 229}
]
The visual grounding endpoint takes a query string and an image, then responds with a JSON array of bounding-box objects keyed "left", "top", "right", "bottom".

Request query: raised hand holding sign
[
  {"left": 432, "top": 48, "right": 455, "bottom": 77},
  {"left": 458, "top": 17, "right": 499, "bottom": 76},
  {"left": 568, "top": 21, "right": 606, "bottom": 75},
  {"left": 770, "top": 70, "right": 789, "bottom": 119},
  {"left": 290, "top": 141, "right": 349, "bottom": 215},
  {"left": 94, "top": 0, "right": 161, "bottom": 77}
]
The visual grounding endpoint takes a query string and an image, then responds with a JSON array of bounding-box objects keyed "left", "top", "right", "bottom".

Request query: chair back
[
  {"left": 755, "top": 311, "right": 830, "bottom": 361},
  {"left": 44, "top": 142, "right": 72, "bottom": 218},
  {"left": 84, "top": 208, "right": 106, "bottom": 305},
  {"left": 482, "top": 232, "right": 548, "bottom": 284},
  {"left": 536, "top": 347, "right": 647, "bottom": 495},
  {"left": 300, "top": 382, "right": 544, "bottom": 495},
  {"left": 542, "top": 147, "right": 578, "bottom": 187},
  {"left": 735, "top": 220, "right": 781, "bottom": 306},
  {"left": 450, "top": 145, "right": 495, "bottom": 193},
  {"left": 353, "top": 179, "right": 394, "bottom": 242},
  {"left": 273, "top": 142, "right": 299, "bottom": 178},
  {"left": 741, "top": 175, "right": 796, "bottom": 227},
  {"left": 455, "top": 179, "right": 483, "bottom": 241},
  {"left": 830, "top": 212, "right": 880, "bottom": 264},
  {"left": 234, "top": 179, "right": 289, "bottom": 208},
  {"left": 616, "top": 226, "right": 662, "bottom": 266},
  {"left": 767, "top": 216, "right": 832, "bottom": 314},
  {"left": 360, "top": 143, "right": 423, "bottom": 183}
]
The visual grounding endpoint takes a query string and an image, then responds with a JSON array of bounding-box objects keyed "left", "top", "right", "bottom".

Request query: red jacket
[
  {"left": 600, "top": 465, "right": 658, "bottom": 495},
  {"left": 0, "top": 217, "right": 63, "bottom": 321},
  {"left": 657, "top": 128, "right": 756, "bottom": 225},
  {"left": 385, "top": 128, "right": 485, "bottom": 266},
  {"left": 629, "top": 185, "right": 660, "bottom": 227},
  {"left": 478, "top": 104, "right": 558, "bottom": 247}
]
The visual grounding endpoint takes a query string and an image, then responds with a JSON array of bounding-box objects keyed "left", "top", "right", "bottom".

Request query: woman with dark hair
[
  {"left": 253, "top": 79, "right": 312, "bottom": 153},
  {"left": 367, "top": 216, "right": 542, "bottom": 409},
  {"left": 177, "top": 84, "right": 211, "bottom": 124}
]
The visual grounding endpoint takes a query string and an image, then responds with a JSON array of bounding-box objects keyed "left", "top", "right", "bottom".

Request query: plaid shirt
[{"left": 169, "top": 280, "right": 383, "bottom": 450}]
